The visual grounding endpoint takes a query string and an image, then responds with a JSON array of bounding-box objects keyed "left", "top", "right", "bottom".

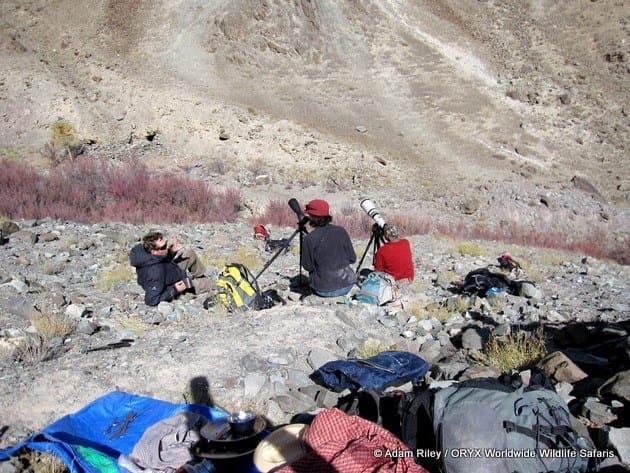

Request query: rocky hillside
[
  {"left": 0, "top": 0, "right": 629, "bottom": 470},
  {"left": 0, "top": 218, "right": 628, "bottom": 469},
  {"left": 1, "top": 1, "right": 628, "bottom": 207}
]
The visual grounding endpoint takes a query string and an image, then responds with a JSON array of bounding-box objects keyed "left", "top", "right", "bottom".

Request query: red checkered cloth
[{"left": 275, "top": 408, "right": 428, "bottom": 473}]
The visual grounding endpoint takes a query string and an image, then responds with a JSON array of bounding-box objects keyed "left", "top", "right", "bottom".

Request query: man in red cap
[{"left": 301, "top": 199, "right": 357, "bottom": 297}]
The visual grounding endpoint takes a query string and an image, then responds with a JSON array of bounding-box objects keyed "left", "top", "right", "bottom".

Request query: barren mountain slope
[{"left": 0, "top": 0, "right": 628, "bottom": 206}]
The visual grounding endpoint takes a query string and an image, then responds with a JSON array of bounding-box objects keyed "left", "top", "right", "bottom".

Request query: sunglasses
[{"left": 155, "top": 242, "right": 168, "bottom": 251}]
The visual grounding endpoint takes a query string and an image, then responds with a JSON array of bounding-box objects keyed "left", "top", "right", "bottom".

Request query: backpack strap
[
  {"left": 399, "top": 389, "right": 434, "bottom": 451},
  {"left": 502, "top": 421, "right": 570, "bottom": 449}
]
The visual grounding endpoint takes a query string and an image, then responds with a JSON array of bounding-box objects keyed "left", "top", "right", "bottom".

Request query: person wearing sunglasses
[{"left": 129, "top": 231, "right": 212, "bottom": 306}]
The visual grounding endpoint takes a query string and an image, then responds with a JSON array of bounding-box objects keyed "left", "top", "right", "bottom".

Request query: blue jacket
[
  {"left": 129, "top": 244, "right": 187, "bottom": 306},
  {"left": 301, "top": 224, "right": 357, "bottom": 292}
]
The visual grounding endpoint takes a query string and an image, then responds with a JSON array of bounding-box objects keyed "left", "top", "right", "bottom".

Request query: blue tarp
[{"left": 0, "top": 391, "right": 255, "bottom": 473}]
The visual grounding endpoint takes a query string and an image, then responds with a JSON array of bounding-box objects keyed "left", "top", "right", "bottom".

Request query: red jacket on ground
[
  {"left": 277, "top": 408, "right": 429, "bottom": 473},
  {"left": 374, "top": 239, "right": 414, "bottom": 281}
]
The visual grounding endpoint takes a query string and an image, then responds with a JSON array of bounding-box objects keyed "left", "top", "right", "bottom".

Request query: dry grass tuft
[
  {"left": 18, "top": 451, "right": 68, "bottom": 473},
  {"left": 456, "top": 241, "right": 485, "bottom": 256},
  {"left": 31, "top": 311, "right": 73, "bottom": 341},
  {"left": 113, "top": 315, "right": 152, "bottom": 332},
  {"left": 233, "top": 246, "right": 264, "bottom": 271},
  {"left": 355, "top": 339, "right": 390, "bottom": 358},
  {"left": 476, "top": 328, "right": 548, "bottom": 373},
  {"left": 99, "top": 263, "right": 135, "bottom": 291},
  {"left": 14, "top": 334, "right": 51, "bottom": 365}
]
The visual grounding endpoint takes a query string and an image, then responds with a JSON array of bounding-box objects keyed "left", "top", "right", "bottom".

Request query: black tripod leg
[
  {"left": 255, "top": 227, "right": 301, "bottom": 281},
  {"left": 355, "top": 233, "right": 375, "bottom": 278},
  {"left": 255, "top": 224, "right": 308, "bottom": 282}
]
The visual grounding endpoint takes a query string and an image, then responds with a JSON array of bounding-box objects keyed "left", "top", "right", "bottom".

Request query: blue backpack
[
  {"left": 309, "top": 350, "right": 429, "bottom": 392},
  {"left": 354, "top": 271, "right": 398, "bottom": 306}
]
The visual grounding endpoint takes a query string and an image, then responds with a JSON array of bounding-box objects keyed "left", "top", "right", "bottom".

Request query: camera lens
[{"left": 360, "top": 199, "right": 386, "bottom": 228}]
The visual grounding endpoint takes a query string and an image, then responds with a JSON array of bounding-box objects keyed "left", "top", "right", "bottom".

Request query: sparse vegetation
[
  {"left": 233, "top": 246, "right": 263, "bottom": 272},
  {"left": 355, "top": 339, "right": 390, "bottom": 358},
  {"left": 50, "top": 120, "right": 77, "bottom": 149},
  {"left": 14, "top": 334, "right": 51, "bottom": 365},
  {"left": 30, "top": 311, "right": 73, "bottom": 341},
  {"left": 477, "top": 329, "right": 548, "bottom": 373},
  {"left": 99, "top": 263, "right": 135, "bottom": 291},
  {"left": 456, "top": 242, "right": 485, "bottom": 256},
  {"left": 17, "top": 451, "right": 68, "bottom": 473}
]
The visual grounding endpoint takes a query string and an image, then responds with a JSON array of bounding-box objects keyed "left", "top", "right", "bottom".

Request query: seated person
[
  {"left": 129, "top": 231, "right": 212, "bottom": 306},
  {"left": 301, "top": 199, "right": 357, "bottom": 297},
  {"left": 374, "top": 225, "right": 414, "bottom": 282}
]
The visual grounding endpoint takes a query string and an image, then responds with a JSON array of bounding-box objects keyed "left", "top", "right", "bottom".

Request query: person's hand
[
  {"left": 174, "top": 280, "right": 187, "bottom": 293},
  {"left": 169, "top": 235, "right": 184, "bottom": 253}
]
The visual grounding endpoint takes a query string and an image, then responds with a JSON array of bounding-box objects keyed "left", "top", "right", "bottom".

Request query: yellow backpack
[{"left": 216, "top": 263, "right": 261, "bottom": 312}]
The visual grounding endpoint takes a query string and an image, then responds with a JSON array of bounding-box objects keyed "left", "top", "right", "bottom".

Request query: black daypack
[
  {"left": 336, "top": 389, "right": 408, "bottom": 438},
  {"left": 461, "top": 267, "right": 517, "bottom": 297},
  {"left": 399, "top": 372, "right": 592, "bottom": 473}
]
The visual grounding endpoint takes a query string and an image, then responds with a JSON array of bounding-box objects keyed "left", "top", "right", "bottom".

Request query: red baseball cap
[{"left": 304, "top": 199, "right": 330, "bottom": 217}]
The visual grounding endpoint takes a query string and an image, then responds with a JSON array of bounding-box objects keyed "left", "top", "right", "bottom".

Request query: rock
[
  {"left": 458, "top": 365, "right": 501, "bottom": 380},
  {"left": 579, "top": 397, "right": 617, "bottom": 426},
  {"left": 419, "top": 339, "right": 442, "bottom": 363},
  {"left": 0, "top": 297, "right": 41, "bottom": 319},
  {"left": 38, "top": 232, "right": 59, "bottom": 242},
  {"left": 537, "top": 351, "right": 588, "bottom": 383},
  {"left": 517, "top": 282, "right": 543, "bottom": 299},
  {"left": 267, "top": 349, "right": 295, "bottom": 365},
  {"left": 461, "top": 326, "right": 489, "bottom": 351},
  {"left": 307, "top": 347, "right": 338, "bottom": 370},
  {"left": 608, "top": 427, "right": 630, "bottom": 465},
  {"left": 9, "top": 230, "right": 37, "bottom": 244},
  {"left": 243, "top": 373, "right": 268, "bottom": 398},
  {"left": 554, "top": 323, "right": 590, "bottom": 347},
  {"left": 157, "top": 302, "right": 174, "bottom": 316},
  {"left": 75, "top": 319, "right": 99, "bottom": 335},
  {"left": 255, "top": 174, "right": 272, "bottom": 185},
  {"left": 1, "top": 221, "right": 20, "bottom": 236},
  {"left": 2, "top": 277, "right": 28, "bottom": 294},
  {"left": 273, "top": 390, "right": 316, "bottom": 414},
  {"left": 65, "top": 304, "right": 89, "bottom": 318},
  {"left": 598, "top": 370, "right": 630, "bottom": 403}
]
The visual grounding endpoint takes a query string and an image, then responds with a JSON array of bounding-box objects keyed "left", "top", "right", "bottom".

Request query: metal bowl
[{"left": 227, "top": 411, "right": 257, "bottom": 435}]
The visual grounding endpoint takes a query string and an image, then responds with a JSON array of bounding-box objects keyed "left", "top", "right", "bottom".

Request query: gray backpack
[{"left": 401, "top": 375, "right": 592, "bottom": 473}]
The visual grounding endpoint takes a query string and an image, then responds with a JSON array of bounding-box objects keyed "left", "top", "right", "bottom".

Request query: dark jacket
[
  {"left": 129, "top": 244, "right": 187, "bottom": 306},
  {"left": 301, "top": 224, "right": 357, "bottom": 292}
]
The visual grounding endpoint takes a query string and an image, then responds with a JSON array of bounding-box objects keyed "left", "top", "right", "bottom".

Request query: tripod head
[{"left": 371, "top": 222, "right": 387, "bottom": 248}]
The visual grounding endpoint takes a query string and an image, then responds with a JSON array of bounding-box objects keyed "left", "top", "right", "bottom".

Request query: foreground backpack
[
  {"left": 216, "top": 263, "right": 272, "bottom": 312},
  {"left": 400, "top": 373, "right": 592, "bottom": 473},
  {"left": 354, "top": 271, "right": 399, "bottom": 306}
]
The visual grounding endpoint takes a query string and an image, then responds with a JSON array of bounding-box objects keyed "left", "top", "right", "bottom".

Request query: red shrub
[{"left": 0, "top": 157, "right": 241, "bottom": 224}]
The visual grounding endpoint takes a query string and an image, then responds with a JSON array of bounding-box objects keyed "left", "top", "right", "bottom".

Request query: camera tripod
[
  {"left": 355, "top": 223, "right": 387, "bottom": 278},
  {"left": 254, "top": 217, "right": 309, "bottom": 282}
]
